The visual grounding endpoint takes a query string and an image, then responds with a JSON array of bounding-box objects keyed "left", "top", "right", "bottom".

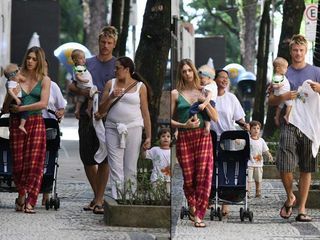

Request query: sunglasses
[
  {"left": 4, "top": 69, "right": 19, "bottom": 79},
  {"left": 76, "top": 69, "right": 87, "bottom": 73}
]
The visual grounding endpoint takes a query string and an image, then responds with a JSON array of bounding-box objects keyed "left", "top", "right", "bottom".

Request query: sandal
[
  {"left": 279, "top": 198, "right": 296, "bottom": 219},
  {"left": 295, "top": 213, "right": 312, "bottom": 222},
  {"left": 83, "top": 200, "right": 96, "bottom": 211},
  {"left": 188, "top": 210, "right": 195, "bottom": 222},
  {"left": 194, "top": 221, "right": 206, "bottom": 228},
  {"left": 93, "top": 205, "right": 104, "bottom": 214},
  {"left": 24, "top": 205, "right": 36, "bottom": 214},
  {"left": 15, "top": 198, "right": 25, "bottom": 212}
]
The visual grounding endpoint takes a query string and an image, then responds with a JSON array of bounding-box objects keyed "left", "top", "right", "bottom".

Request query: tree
[
  {"left": 313, "top": 1, "right": 320, "bottom": 66},
  {"left": 252, "top": 0, "right": 271, "bottom": 125},
  {"left": 238, "top": 0, "right": 257, "bottom": 72},
  {"left": 83, "top": 0, "right": 107, "bottom": 55},
  {"left": 135, "top": 0, "right": 171, "bottom": 142},
  {"left": 263, "top": 0, "right": 305, "bottom": 138}
]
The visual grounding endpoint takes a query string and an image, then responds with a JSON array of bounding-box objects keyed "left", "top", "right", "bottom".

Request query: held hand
[
  {"left": 94, "top": 112, "right": 103, "bottom": 120},
  {"left": 142, "top": 138, "right": 151, "bottom": 150},
  {"left": 9, "top": 104, "right": 20, "bottom": 113},
  {"left": 198, "top": 103, "right": 205, "bottom": 111},
  {"left": 185, "top": 115, "right": 200, "bottom": 129},
  {"left": 284, "top": 91, "right": 298, "bottom": 101}
]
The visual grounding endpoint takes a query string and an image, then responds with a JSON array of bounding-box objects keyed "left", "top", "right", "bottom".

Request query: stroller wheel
[
  {"left": 240, "top": 207, "right": 244, "bottom": 222},
  {"left": 217, "top": 207, "right": 222, "bottom": 221},
  {"left": 210, "top": 207, "right": 214, "bottom": 221},
  {"left": 49, "top": 198, "right": 54, "bottom": 208},
  {"left": 45, "top": 199, "right": 50, "bottom": 210},
  {"left": 248, "top": 211, "right": 253, "bottom": 222},
  {"left": 180, "top": 206, "right": 186, "bottom": 219}
]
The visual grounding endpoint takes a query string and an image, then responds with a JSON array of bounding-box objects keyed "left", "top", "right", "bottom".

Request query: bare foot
[{"left": 19, "top": 126, "right": 27, "bottom": 134}]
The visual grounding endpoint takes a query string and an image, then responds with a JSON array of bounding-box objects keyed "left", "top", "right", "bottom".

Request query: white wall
[{"left": 0, "top": 0, "right": 11, "bottom": 108}]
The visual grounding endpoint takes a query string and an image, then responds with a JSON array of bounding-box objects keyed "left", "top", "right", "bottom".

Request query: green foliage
[
  {"left": 59, "top": 0, "right": 84, "bottom": 44},
  {"left": 116, "top": 171, "right": 170, "bottom": 206},
  {"left": 182, "top": 0, "right": 240, "bottom": 63}
]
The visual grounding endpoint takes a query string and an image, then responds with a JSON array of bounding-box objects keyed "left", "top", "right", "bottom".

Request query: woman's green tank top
[
  {"left": 21, "top": 80, "right": 42, "bottom": 115},
  {"left": 176, "top": 94, "right": 204, "bottom": 130}
]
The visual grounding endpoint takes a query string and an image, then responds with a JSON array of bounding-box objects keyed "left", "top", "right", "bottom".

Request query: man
[
  {"left": 69, "top": 26, "right": 118, "bottom": 214},
  {"left": 268, "top": 34, "right": 320, "bottom": 222}
]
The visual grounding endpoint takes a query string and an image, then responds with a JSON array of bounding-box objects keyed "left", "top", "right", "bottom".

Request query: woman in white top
[
  {"left": 95, "top": 56, "right": 151, "bottom": 199},
  {"left": 210, "top": 69, "right": 249, "bottom": 215}
]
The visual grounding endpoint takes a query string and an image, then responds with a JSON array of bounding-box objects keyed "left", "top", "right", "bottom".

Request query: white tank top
[{"left": 106, "top": 78, "right": 144, "bottom": 127}]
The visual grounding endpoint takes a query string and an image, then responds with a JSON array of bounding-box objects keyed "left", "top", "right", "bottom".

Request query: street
[{"left": 0, "top": 117, "right": 169, "bottom": 240}]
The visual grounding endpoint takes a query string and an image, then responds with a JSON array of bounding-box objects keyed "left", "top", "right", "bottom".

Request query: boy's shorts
[{"left": 247, "top": 166, "right": 263, "bottom": 183}]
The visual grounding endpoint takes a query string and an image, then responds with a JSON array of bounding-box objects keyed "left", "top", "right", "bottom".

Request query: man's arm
[{"left": 68, "top": 82, "right": 90, "bottom": 98}]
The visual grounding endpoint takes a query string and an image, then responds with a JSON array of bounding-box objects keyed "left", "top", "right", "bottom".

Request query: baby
[
  {"left": 4, "top": 63, "right": 27, "bottom": 134},
  {"left": 189, "top": 64, "right": 217, "bottom": 134},
  {"left": 272, "top": 57, "right": 292, "bottom": 126},
  {"left": 71, "top": 49, "right": 97, "bottom": 119}
]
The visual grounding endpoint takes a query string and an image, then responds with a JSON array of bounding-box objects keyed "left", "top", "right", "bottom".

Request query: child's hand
[
  {"left": 198, "top": 103, "right": 205, "bottom": 111},
  {"left": 142, "top": 138, "right": 151, "bottom": 150}
]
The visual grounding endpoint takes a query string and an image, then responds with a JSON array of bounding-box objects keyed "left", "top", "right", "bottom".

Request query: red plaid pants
[{"left": 176, "top": 128, "right": 213, "bottom": 219}]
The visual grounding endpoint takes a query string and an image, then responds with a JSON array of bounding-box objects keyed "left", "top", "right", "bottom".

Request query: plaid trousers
[{"left": 176, "top": 128, "right": 214, "bottom": 219}]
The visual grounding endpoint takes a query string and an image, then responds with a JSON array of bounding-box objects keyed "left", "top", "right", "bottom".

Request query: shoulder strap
[{"left": 107, "top": 81, "right": 138, "bottom": 114}]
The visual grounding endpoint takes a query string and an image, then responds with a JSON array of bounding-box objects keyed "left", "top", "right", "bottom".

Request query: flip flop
[
  {"left": 83, "top": 200, "right": 95, "bottom": 211},
  {"left": 279, "top": 197, "right": 296, "bottom": 219},
  {"left": 295, "top": 213, "right": 312, "bottom": 222},
  {"left": 93, "top": 205, "right": 104, "bottom": 214},
  {"left": 24, "top": 205, "right": 36, "bottom": 214},
  {"left": 194, "top": 221, "right": 206, "bottom": 228},
  {"left": 188, "top": 211, "right": 195, "bottom": 222},
  {"left": 15, "top": 198, "right": 25, "bottom": 212}
]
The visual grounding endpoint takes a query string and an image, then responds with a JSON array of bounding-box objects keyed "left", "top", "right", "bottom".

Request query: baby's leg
[
  {"left": 283, "top": 105, "right": 292, "bottom": 125},
  {"left": 274, "top": 107, "right": 281, "bottom": 127},
  {"left": 204, "top": 121, "right": 210, "bottom": 135},
  {"left": 19, "top": 119, "right": 27, "bottom": 134},
  {"left": 74, "top": 101, "right": 81, "bottom": 119},
  {"left": 86, "top": 99, "right": 93, "bottom": 118}
]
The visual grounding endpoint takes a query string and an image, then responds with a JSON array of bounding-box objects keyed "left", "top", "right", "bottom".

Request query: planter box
[
  {"left": 104, "top": 196, "right": 170, "bottom": 228},
  {"left": 294, "top": 185, "right": 320, "bottom": 209},
  {"left": 263, "top": 165, "right": 280, "bottom": 179}
]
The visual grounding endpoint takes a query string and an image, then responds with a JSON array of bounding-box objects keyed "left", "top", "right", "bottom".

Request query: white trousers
[{"left": 106, "top": 126, "right": 142, "bottom": 199}]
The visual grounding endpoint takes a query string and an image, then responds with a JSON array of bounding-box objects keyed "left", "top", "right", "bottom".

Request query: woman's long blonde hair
[
  {"left": 176, "top": 59, "right": 201, "bottom": 91},
  {"left": 21, "top": 46, "right": 47, "bottom": 80}
]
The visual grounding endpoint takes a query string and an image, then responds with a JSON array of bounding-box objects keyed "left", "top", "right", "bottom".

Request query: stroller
[
  {"left": 179, "top": 130, "right": 217, "bottom": 220},
  {"left": 0, "top": 117, "right": 61, "bottom": 210},
  {"left": 210, "top": 130, "right": 253, "bottom": 222}
]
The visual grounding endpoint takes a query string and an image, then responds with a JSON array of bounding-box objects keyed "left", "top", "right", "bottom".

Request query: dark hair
[
  {"left": 214, "top": 69, "right": 229, "bottom": 80},
  {"left": 116, "top": 56, "right": 153, "bottom": 100},
  {"left": 157, "top": 127, "right": 171, "bottom": 139},
  {"left": 249, "top": 120, "right": 261, "bottom": 129}
]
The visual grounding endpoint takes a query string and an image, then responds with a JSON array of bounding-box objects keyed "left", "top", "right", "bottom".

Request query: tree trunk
[
  {"left": 135, "top": 0, "right": 171, "bottom": 142},
  {"left": 118, "top": 0, "right": 130, "bottom": 56},
  {"left": 111, "top": 0, "right": 123, "bottom": 56},
  {"left": 263, "top": 0, "right": 305, "bottom": 138},
  {"left": 252, "top": 0, "right": 271, "bottom": 127},
  {"left": 238, "top": 0, "right": 257, "bottom": 72},
  {"left": 313, "top": 1, "right": 320, "bottom": 66},
  {"left": 83, "top": 0, "right": 106, "bottom": 55}
]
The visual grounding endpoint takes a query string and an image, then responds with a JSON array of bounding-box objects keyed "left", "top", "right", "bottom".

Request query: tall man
[
  {"left": 268, "top": 34, "right": 320, "bottom": 222},
  {"left": 69, "top": 26, "right": 118, "bottom": 214}
]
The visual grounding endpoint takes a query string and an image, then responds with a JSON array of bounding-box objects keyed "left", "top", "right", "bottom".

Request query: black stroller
[
  {"left": 0, "top": 117, "right": 61, "bottom": 210},
  {"left": 179, "top": 130, "right": 217, "bottom": 220},
  {"left": 210, "top": 130, "right": 253, "bottom": 222}
]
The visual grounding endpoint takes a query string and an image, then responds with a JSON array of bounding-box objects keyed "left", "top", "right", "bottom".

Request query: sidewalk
[
  {"left": 171, "top": 164, "right": 320, "bottom": 240},
  {"left": 0, "top": 117, "right": 169, "bottom": 240}
]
